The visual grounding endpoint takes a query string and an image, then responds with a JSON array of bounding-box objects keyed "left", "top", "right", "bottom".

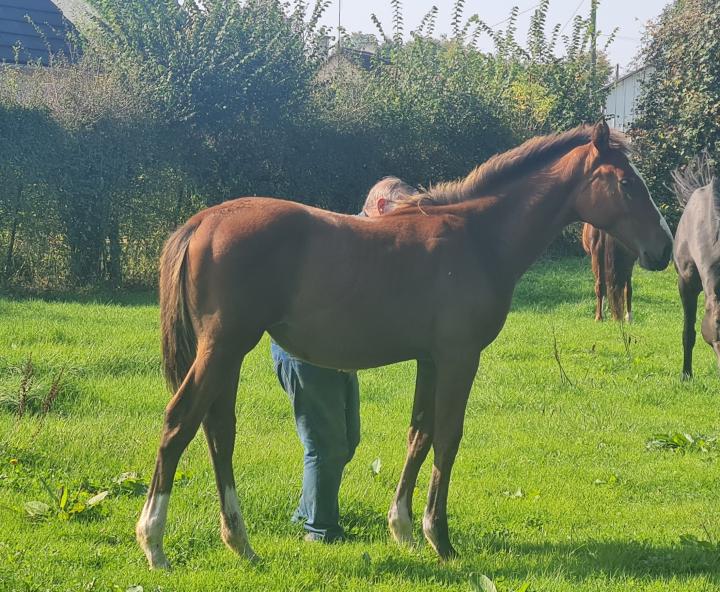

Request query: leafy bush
[
  {"left": 631, "top": 0, "right": 720, "bottom": 227},
  {"left": 0, "top": 0, "right": 613, "bottom": 289}
]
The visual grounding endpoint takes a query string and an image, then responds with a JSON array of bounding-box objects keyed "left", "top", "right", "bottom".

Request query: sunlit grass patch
[{"left": 1, "top": 258, "right": 719, "bottom": 591}]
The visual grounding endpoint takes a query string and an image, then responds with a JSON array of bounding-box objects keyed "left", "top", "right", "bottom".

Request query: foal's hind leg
[
  {"left": 388, "top": 359, "right": 436, "bottom": 545},
  {"left": 203, "top": 356, "right": 258, "bottom": 561},
  {"left": 137, "top": 343, "right": 241, "bottom": 569}
]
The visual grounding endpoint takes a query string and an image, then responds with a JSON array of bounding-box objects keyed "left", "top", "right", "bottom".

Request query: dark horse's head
[{"left": 574, "top": 121, "right": 673, "bottom": 271}]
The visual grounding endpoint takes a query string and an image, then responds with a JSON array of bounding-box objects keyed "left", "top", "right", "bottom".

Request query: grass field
[{"left": 1, "top": 257, "right": 720, "bottom": 592}]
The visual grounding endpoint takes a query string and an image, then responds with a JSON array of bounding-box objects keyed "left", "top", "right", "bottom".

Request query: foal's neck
[{"left": 470, "top": 149, "right": 588, "bottom": 281}]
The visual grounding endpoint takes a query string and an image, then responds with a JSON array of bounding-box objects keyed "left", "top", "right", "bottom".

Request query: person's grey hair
[{"left": 362, "top": 176, "right": 418, "bottom": 213}]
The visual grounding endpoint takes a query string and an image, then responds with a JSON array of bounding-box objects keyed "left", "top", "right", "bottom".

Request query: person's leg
[{"left": 278, "top": 360, "right": 353, "bottom": 541}]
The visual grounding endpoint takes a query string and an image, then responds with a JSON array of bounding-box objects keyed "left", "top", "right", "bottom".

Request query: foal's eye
[{"left": 619, "top": 178, "right": 633, "bottom": 199}]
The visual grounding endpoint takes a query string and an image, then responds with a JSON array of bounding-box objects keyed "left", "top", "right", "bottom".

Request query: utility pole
[
  {"left": 337, "top": 0, "right": 341, "bottom": 50},
  {"left": 589, "top": 0, "right": 598, "bottom": 114}
]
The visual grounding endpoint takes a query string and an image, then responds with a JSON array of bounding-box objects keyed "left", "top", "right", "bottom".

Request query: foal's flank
[{"left": 137, "top": 121, "right": 673, "bottom": 569}]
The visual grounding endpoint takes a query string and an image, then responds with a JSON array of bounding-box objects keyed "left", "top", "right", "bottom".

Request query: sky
[{"left": 319, "top": 0, "right": 670, "bottom": 75}]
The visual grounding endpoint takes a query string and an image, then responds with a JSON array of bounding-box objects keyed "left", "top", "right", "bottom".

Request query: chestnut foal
[
  {"left": 582, "top": 223, "right": 637, "bottom": 322},
  {"left": 137, "top": 121, "right": 672, "bottom": 568}
]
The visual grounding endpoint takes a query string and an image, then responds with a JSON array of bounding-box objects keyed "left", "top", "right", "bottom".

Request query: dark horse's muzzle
[{"left": 640, "top": 241, "right": 673, "bottom": 271}]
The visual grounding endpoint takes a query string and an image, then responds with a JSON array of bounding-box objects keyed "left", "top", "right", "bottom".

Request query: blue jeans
[{"left": 271, "top": 342, "right": 360, "bottom": 540}]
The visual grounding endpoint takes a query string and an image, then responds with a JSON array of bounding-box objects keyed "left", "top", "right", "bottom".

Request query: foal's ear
[{"left": 591, "top": 119, "right": 610, "bottom": 153}]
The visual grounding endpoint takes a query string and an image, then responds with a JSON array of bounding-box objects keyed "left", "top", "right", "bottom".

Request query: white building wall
[{"left": 604, "top": 66, "right": 653, "bottom": 132}]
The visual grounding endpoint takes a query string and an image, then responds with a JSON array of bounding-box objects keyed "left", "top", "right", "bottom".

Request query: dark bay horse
[
  {"left": 673, "top": 154, "right": 719, "bottom": 378},
  {"left": 136, "top": 121, "right": 673, "bottom": 569},
  {"left": 582, "top": 223, "right": 637, "bottom": 321}
]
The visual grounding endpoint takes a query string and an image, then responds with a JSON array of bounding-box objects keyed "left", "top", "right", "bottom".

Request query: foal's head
[{"left": 573, "top": 121, "right": 673, "bottom": 270}]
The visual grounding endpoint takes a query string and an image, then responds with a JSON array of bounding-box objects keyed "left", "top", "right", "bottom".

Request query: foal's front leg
[
  {"left": 678, "top": 273, "right": 700, "bottom": 379},
  {"left": 388, "top": 359, "right": 436, "bottom": 545},
  {"left": 422, "top": 353, "right": 479, "bottom": 559}
]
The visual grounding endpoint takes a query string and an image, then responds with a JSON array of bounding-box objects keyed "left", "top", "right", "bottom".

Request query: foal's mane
[
  {"left": 672, "top": 152, "right": 717, "bottom": 209},
  {"left": 401, "top": 124, "right": 630, "bottom": 206}
]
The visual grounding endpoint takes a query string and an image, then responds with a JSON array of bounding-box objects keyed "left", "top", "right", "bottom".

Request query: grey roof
[
  {"left": 604, "top": 65, "right": 650, "bottom": 90},
  {"left": 0, "top": 0, "right": 75, "bottom": 65}
]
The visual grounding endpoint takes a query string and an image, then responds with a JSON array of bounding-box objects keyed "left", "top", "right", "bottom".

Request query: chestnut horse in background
[
  {"left": 582, "top": 224, "right": 637, "bottom": 321},
  {"left": 136, "top": 121, "right": 673, "bottom": 570}
]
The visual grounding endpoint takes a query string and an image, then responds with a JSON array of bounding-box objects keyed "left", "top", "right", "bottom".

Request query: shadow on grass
[
  {"left": 366, "top": 538, "right": 720, "bottom": 587},
  {"left": 339, "top": 504, "right": 720, "bottom": 585},
  {"left": 490, "top": 537, "right": 720, "bottom": 581}
]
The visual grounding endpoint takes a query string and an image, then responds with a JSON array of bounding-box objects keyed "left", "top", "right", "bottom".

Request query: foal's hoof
[
  {"left": 136, "top": 531, "right": 171, "bottom": 570},
  {"left": 427, "top": 536, "right": 459, "bottom": 561},
  {"left": 140, "top": 547, "right": 170, "bottom": 571},
  {"left": 422, "top": 524, "right": 458, "bottom": 560},
  {"left": 388, "top": 509, "right": 415, "bottom": 545},
  {"left": 149, "top": 557, "right": 171, "bottom": 571},
  {"left": 224, "top": 538, "right": 260, "bottom": 563},
  {"left": 437, "top": 544, "right": 459, "bottom": 561},
  {"left": 389, "top": 525, "right": 415, "bottom": 546},
  {"left": 681, "top": 371, "right": 693, "bottom": 381}
]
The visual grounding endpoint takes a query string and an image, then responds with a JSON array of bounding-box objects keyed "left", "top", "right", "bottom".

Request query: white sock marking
[
  {"left": 388, "top": 492, "right": 414, "bottom": 544},
  {"left": 136, "top": 493, "right": 170, "bottom": 569},
  {"left": 221, "top": 486, "right": 256, "bottom": 560},
  {"left": 422, "top": 508, "right": 440, "bottom": 554}
]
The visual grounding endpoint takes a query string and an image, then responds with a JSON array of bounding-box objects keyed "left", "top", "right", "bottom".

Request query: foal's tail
[{"left": 159, "top": 222, "right": 199, "bottom": 392}]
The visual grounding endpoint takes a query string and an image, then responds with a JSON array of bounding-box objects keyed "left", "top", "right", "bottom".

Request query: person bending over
[{"left": 271, "top": 177, "right": 418, "bottom": 543}]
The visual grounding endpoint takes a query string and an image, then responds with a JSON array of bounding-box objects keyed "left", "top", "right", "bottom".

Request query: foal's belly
[{"left": 266, "top": 322, "right": 426, "bottom": 370}]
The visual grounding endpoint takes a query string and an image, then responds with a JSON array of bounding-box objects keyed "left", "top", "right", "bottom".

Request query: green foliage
[
  {"left": 646, "top": 432, "right": 718, "bottom": 453},
  {"left": 631, "top": 0, "right": 720, "bottom": 227},
  {"left": 469, "top": 574, "right": 498, "bottom": 592},
  {"left": 0, "top": 1, "right": 614, "bottom": 290},
  {"left": 321, "top": 1, "right": 611, "bottom": 197},
  {"left": 319, "top": 36, "right": 514, "bottom": 189},
  {"left": 110, "top": 472, "right": 148, "bottom": 496},
  {"left": 24, "top": 477, "right": 109, "bottom": 521},
  {"left": 0, "top": 355, "right": 66, "bottom": 417}
]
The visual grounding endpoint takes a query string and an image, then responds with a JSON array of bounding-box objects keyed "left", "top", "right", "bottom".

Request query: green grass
[{"left": 1, "top": 257, "right": 720, "bottom": 591}]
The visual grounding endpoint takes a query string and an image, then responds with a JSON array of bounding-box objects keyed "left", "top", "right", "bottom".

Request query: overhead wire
[
  {"left": 559, "top": 0, "right": 586, "bottom": 34},
  {"left": 487, "top": 1, "right": 545, "bottom": 29}
]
